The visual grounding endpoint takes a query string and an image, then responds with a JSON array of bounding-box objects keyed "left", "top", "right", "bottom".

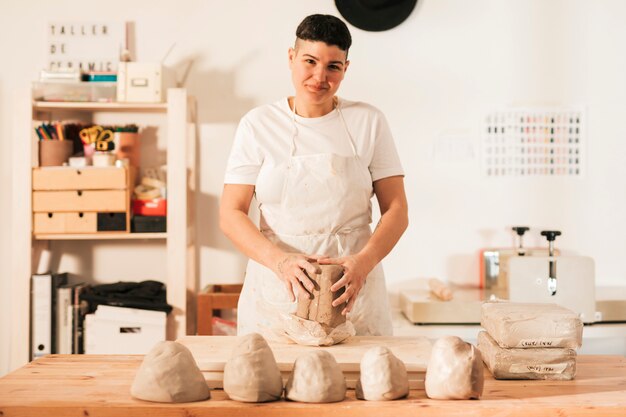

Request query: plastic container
[{"left": 32, "top": 81, "right": 117, "bottom": 102}]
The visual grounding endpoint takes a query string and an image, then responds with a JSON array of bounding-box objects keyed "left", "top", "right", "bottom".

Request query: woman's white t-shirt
[{"left": 224, "top": 97, "right": 404, "bottom": 206}]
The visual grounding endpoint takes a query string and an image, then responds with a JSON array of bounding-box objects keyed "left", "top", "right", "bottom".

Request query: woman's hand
[
  {"left": 274, "top": 253, "right": 321, "bottom": 302},
  {"left": 318, "top": 253, "right": 376, "bottom": 315}
]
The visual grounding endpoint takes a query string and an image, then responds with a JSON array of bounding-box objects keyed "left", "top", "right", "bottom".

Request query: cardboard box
[
  {"left": 116, "top": 63, "right": 175, "bottom": 103},
  {"left": 84, "top": 305, "right": 166, "bottom": 354}
]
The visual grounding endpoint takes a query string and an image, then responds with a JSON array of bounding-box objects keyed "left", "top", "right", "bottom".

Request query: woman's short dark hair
[{"left": 296, "top": 14, "right": 352, "bottom": 53}]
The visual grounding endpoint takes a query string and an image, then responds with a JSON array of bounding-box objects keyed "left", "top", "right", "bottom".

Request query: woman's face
[{"left": 289, "top": 40, "right": 349, "bottom": 106}]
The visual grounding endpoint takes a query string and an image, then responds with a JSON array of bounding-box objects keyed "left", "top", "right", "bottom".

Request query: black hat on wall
[{"left": 335, "top": 0, "right": 418, "bottom": 32}]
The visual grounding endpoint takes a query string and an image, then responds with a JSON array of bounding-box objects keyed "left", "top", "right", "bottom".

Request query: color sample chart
[{"left": 483, "top": 108, "right": 584, "bottom": 177}]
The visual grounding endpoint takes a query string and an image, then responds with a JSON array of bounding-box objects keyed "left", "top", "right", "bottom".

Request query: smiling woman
[
  {"left": 288, "top": 40, "right": 349, "bottom": 115},
  {"left": 219, "top": 14, "right": 409, "bottom": 339}
]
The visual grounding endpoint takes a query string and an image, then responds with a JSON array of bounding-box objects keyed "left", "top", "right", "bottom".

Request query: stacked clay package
[{"left": 479, "top": 302, "right": 583, "bottom": 380}]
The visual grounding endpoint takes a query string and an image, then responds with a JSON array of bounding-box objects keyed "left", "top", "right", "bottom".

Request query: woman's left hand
[{"left": 318, "top": 253, "right": 375, "bottom": 315}]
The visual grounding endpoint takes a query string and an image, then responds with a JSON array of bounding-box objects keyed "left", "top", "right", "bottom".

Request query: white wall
[{"left": 1, "top": 0, "right": 625, "bottom": 374}]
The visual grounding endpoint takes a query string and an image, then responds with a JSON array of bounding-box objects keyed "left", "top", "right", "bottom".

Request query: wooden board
[
  {"left": 201, "top": 371, "right": 425, "bottom": 390},
  {"left": 177, "top": 336, "right": 432, "bottom": 372},
  {"left": 400, "top": 288, "right": 507, "bottom": 324},
  {"left": 1, "top": 355, "right": 626, "bottom": 416},
  {"left": 178, "top": 336, "right": 430, "bottom": 390}
]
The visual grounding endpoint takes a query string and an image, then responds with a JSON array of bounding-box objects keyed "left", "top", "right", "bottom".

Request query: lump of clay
[
  {"left": 425, "top": 336, "right": 483, "bottom": 400},
  {"left": 356, "top": 346, "right": 409, "bottom": 401},
  {"left": 285, "top": 350, "right": 346, "bottom": 403},
  {"left": 131, "top": 341, "right": 210, "bottom": 403},
  {"left": 223, "top": 333, "right": 283, "bottom": 402},
  {"left": 296, "top": 264, "right": 346, "bottom": 330}
]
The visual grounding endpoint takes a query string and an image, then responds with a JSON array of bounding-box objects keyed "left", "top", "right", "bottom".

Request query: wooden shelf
[
  {"left": 34, "top": 232, "right": 167, "bottom": 240},
  {"left": 32, "top": 101, "right": 167, "bottom": 112},
  {"left": 12, "top": 88, "right": 195, "bottom": 370}
]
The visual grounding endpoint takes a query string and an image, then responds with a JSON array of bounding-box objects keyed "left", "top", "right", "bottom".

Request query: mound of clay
[
  {"left": 285, "top": 350, "right": 346, "bottom": 403},
  {"left": 425, "top": 336, "right": 483, "bottom": 400},
  {"left": 131, "top": 341, "right": 210, "bottom": 403},
  {"left": 223, "top": 333, "right": 283, "bottom": 402},
  {"left": 356, "top": 346, "right": 409, "bottom": 400}
]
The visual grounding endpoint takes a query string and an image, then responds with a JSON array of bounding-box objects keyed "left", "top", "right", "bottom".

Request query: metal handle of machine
[
  {"left": 512, "top": 226, "right": 530, "bottom": 256},
  {"left": 541, "top": 230, "right": 562, "bottom": 296}
]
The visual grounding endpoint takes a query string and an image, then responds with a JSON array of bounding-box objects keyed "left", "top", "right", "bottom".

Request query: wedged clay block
[
  {"left": 356, "top": 346, "right": 409, "bottom": 401},
  {"left": 285, "top": 350, "right": 346, "bottom": 403},
  {"left": 223, "top": 333, "right": 283, "bottom": 402},
  {"left": 131, "top": 341, "right": 210, "bottom": 403},
  {"left": 296, "top": 264, "right": 346, "bottom": 329},
  {"left": 478, "top": 331, "right": 577, "bottom": 380},
  {"left": 481, "top": 302, "right": 583, "bottom": 349},
  {"left": 425, "top": 336, "right": 483, "bottom": 400}
]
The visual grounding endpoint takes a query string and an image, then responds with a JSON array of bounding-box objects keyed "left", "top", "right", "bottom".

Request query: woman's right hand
[{"left": 274, "top": 253, "right": 320, "bottom": 302}]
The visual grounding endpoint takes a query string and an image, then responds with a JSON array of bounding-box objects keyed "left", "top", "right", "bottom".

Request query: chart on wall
[
  {"left": 482, "top": 107, "right": 585, "bottom": 177},
  {"left": 45, "top": 21, "right": 126, "bottom": 72}
]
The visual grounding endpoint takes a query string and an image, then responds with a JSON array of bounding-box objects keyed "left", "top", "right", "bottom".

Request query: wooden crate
[{"left": 196, "top": 284, "right": 242, "bottom": 335}]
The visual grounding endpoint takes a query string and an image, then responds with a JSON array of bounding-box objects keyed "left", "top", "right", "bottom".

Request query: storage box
[
  {"left": 117, "top": 63, "right": 175, "bottom": 103},
  {"left": 132, "top": 215, "right": 166, "bottom": 233},
  {"left": 97, "top": 212, "right": 127, "bottom": 231},
  {"left": 32, "top": 81, "right": 116, "bottom": 102},
  {"left": 132, "top": 198, "right": 167, "bottom": 216},
  {"left": 32, "top": 166, "right": 131, "bottom": 234},
  {"left": 84, "top": 305, "right": 166, "bottom": 354}
]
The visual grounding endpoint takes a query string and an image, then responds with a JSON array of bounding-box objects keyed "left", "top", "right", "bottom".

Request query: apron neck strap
[{"left": 290, "top": 97, "right": 358, "bottom": 157}]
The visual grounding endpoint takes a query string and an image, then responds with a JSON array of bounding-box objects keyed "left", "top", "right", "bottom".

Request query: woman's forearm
[
  {"left": 358, "top": 203, "right": 408, "bottom": 269},
  {"left": 220, "top": 208, "right": 284, "bottom": 272},
  {"left": 357, "top": 176, "right": 409, "bottom": 270}
]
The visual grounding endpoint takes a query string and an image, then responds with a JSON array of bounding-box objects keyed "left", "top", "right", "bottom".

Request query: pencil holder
[
  {"left": 114, "top": 132, "right": 140, "bottom": 167},
  {"left": 38, "top": 140, "right": 73, "bottom": 167}
]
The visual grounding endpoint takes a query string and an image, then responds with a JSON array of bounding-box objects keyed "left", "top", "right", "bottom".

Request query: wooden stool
[{"left": 196, "top": 284, "right": 242, "bottom": 335}]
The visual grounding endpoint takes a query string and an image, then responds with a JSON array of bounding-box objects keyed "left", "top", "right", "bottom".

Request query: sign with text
[{"left": 46, "top": 21, "right": 126, "bottom": 72}]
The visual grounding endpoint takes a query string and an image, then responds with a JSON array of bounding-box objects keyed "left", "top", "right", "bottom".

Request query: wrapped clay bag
[
  {"left": 223, "top": 333, "right": 283, "bottom": 402},
  {"left": 425, "top": 336, "right": 483, "bottom": 400},
  {"left": 285, "top": 350, "right": 346, "bottom": 403},
  {"left": 131, "top": 341, "right": 210, "bottom": 403},
  {"left": 276, "top": 263, "right": 354, "bottom": 346},
  {"left": 356, "top": 346, "right": 409, "bottom": 401}
]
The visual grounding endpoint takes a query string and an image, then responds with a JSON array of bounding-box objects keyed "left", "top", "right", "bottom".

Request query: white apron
[{"left": 237, "top": 98, "right": 393, "bottom": 337}]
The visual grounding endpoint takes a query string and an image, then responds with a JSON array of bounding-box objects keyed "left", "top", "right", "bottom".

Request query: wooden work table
[{"left": 0, "top": 354, "right": 625, "bottom": 416}]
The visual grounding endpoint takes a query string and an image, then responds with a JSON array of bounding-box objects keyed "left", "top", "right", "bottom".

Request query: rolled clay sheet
[
  {"left": 296, "top": 264, "right": 346, "bottom": 330},
  {"left": 356, "top": 346, "right": 409, "bottom": 401},
  {"left": 477, "top": 331, "right": 576, "bottom": 380},
  {"left": 425, "top": 336, "right": 484, "bottom": 400},
  {"left": 285, "top": 350, "right": 346, "bottom": 403},
  {"left": 131, "top": 341, "right": 210, "bottom": 403},
  {"left": 223, "top": 333, "right": 283, "bottom": 402},
  {"left": 481, "top": 302, "right": 583, "bottom": 349}
]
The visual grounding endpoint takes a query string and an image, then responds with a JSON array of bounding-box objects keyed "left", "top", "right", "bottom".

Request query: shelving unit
[{"left": 10, "top": 88, "right": 197, "bottom": 370}]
